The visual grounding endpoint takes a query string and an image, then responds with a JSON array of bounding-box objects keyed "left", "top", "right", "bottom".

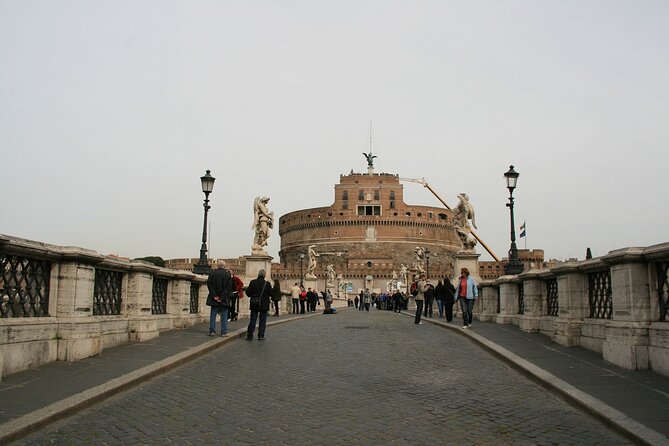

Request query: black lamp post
[
  {"left": 193, "top": 170, "right": 215, "bottom": 275},
  {"left": 504, "top": 165, "right": 524, "bottom": 275},
  {"left": 425, "top": 249, "right": 430, "bottom": 279},
  {"left": 299, "top": 253, "right": 305, "bottom": 287}
]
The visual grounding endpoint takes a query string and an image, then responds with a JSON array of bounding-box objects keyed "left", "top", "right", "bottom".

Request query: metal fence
[
  {"left": 546, "top": 278, "right": 559, "bottom": 316},
  {"left": 190, "top": 282, "right": 199, "bottom": 314},
  {"left": 93, "top": 269, "right": 123, "bottom": 316},
  {"left": 1, "top": 254, "right": 51, "bottom": 318},
  {"left": 152, "top": 278, "right": 168, "bottom": 315},
  {"left": 588, "top": 270, "right": 612, "bottom": 319}
]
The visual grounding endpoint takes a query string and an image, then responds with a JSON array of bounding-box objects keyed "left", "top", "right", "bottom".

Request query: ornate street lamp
[
  {"left": 193, "top": 170, "right": 215, "bottom": 275},
  {"left": 504, "top": 165, "right": 524, "bottom": 275},
  {"left": 425, "top": 249, "right": 430, "bottom": 279},
  {"left": 299, "top": 253, "right": 305, "bottom": 287}
]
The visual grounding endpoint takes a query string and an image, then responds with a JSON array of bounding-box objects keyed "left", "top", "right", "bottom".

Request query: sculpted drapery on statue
[
  {"left": 453, "top": 193, "right": 478, "bottom": 251},
  {"left": 326, "top": 264, "right": 336, "bottom": 287},
  {"left": 252, "top": 196, "right": 274, "bottom": 255},
  {"left": 305, "top": 245, "right": 319, "bottom": 279},
  {"left": 413, "top": 247, "right": 426, "bottom": 275}
]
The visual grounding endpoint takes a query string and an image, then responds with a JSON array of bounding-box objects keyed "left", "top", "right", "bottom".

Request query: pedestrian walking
[
  {"left": 206, "top": 260, "right": 234, "bottom": 337},
  {"left": 362, "top": 288, "right": 372, "bottom": 311},
  {"left": 229, "top": 273, "right": 244, "bottom": 321},
  {"left": 455, "top": 268, "right": 478, "bottom": 328},
  {"left": 299, "top": 287, "right": 307, "bottom": 314},
  {"left": 444, "top": 276, "right": 456, "bottom": 322},
  {"left": 271, "top": 278, "right": 282, "bottom": 316},
  {"left": 290, "top": 283, "right": 300, "bottom": 314},
  {"left": 245, "top": 269, "right": 272, "bottom": 340},
  {"left": 434, "top": 280, "right": 446, "bottom": 318},
  {"left": 392, "top": 290, "right": 403, "bottom": 313},
  {"left": 414, "top": 273, "right": 427, "bottom": 325},
  {"left": 354, "top": 295, "right": 359, "bottom": 309},
  {"left": 423, "top": 280, "right": 434, "bottom": 317}
]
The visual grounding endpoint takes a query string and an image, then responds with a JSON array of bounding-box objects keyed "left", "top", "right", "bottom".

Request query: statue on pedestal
[
  {"left": 252, "top": 196, "right": 274, "bottom": 255},
  {"left": 453, "top": 193, "right": 478, "bottom": 251}
]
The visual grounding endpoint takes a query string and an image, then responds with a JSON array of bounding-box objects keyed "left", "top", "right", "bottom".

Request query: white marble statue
[
  {"left": 305, "top": 244, "right": 319, "bottom": 279},
  {"left": 326, "top": 264, "right": 336, "bottom": 287},
  {"left": 413, "top": 246, "right": 426, "bottom": 275},
  {"left": 453, "top": 193, "right": 478, "bottom": 251},
  {"left": 252, "top": 196, "right": 274, "bottom": 255},
  {"left": 400, "top": 264, "right": 409, "bottom": 285}
]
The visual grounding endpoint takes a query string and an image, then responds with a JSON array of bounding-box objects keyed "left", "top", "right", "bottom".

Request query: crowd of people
[
  {"left": 349, "top": 267, "right": 478, "bottom": 329},
  {"left": 205, "top": 260, "right": 479, "bottom": 342}
]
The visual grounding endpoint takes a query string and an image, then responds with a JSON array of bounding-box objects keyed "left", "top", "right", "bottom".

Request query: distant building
[{"left": 478, "top": 249, "right": 546, "bottom": 280}]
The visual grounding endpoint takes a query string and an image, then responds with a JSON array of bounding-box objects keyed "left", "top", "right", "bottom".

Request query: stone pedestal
[
  {"left": 454, "top": 251, "right": 481, "bottom": 282},
  {"left": 244, "top": 254, "right": 273, "bottom": 281},
  {"left": 304, "top": 278, "right": 318, "bottom": 293}
]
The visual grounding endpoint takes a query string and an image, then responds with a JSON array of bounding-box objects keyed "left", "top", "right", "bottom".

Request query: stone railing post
[
  {"left": 125, "top": 261, "right": 160, "bottom": 342},
  {"left": 477, "top": 282, "right": 497, "bottom": 322},
  {"left": 550, "top": 262, "right": 587, "bottom": 347},
  {"left": 53, "top": 248, "right": 106, "bottom": 363},
  {"left": 167, "top": 271, "right": 198, "bottom": 328},
  {"left": 496, "top": 277, "right": 518, "bottom": 324},
  {"left": 517, "top": 270, "right": 544, "bottom": 332},
  {"left": 600, "top": 248, "right": 651, "bottom": 370}
]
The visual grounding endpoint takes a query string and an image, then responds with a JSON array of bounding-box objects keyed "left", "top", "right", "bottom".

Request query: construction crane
[{"left": 399, "top": 177, "right": 501, "bottom": 262}]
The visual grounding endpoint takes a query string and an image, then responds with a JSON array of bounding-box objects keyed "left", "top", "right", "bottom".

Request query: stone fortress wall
[{"left": 277, "top": 172, "right": 464, "bottom": 292}]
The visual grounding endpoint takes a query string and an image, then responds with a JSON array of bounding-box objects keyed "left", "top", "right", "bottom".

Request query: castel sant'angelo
[
  {"left": 166, "top": 154, "right": 545, "bottom": 291},
  {"left": 276, "top": 154, "right": 480, "bottom": 292}
]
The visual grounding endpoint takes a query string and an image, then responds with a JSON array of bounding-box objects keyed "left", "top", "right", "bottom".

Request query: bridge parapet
[
  {"left": 0, "top": 234, "right": 208, "bottom": 380},
  {"left": 478, "top": 243, "right": 669, "bottom": 377}
]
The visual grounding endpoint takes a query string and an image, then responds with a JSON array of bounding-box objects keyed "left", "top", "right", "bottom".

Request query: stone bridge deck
[{"left": 1, "top": 308, "right": 668, "bottom": 445}]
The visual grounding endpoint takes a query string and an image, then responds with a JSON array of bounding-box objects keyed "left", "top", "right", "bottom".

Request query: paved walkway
[{"left": 0, "top": 308, "right": 668, "bottom": 445}]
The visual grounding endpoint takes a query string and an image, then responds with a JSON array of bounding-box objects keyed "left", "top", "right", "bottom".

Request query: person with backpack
[
  {"left": 423, "top": 280, "right": 435, "bottom": 318},
  {"left": 245, "top": 269, "right": 272, "bottom": 340}
]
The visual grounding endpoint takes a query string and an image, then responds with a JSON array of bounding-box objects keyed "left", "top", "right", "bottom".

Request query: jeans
[
  {"left": 458, "top": 297, "right": 474, "bottom": 326},
  {"left": 414, "top": 300, "right": 424, "bottom": 324},
  {"left": 247, "top": 310, "right": 268, "bottom": 339},
  {"left": 292, "top": 298, "right": 299, "bottom": 314},
  {"left": 299, "top": 300, "right": 306, "bottom": 314},
  {"left": 272, "top": 300, "right": 280, "bottom": 315},
  {"left": 436, "top": 299, "right": 445, "bottom": 317},
  {"left": 445, "top": 300, "right": 455, "bottom": 322},
  {"left": 209, "top": 306, "right": 229, "bottom": 335},
  {"left": 424, "top": 298, "right": 433, "bottom": 317}
]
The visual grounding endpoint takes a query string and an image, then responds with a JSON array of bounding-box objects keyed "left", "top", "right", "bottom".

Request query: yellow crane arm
[{"left": 399, "top": 177, "right": 501, "bottom": 262}]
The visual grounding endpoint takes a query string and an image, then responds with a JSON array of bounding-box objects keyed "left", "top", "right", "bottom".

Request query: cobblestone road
[{"left": 14, "top": 310, "right": 632, "bottom": 445}]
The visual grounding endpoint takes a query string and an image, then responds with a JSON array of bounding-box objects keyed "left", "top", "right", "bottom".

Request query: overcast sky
[{"left": 1, "top": 0, "right": 667, "bottom": 264}]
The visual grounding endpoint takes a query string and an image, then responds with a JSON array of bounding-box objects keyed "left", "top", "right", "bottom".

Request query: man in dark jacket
[
  {"left": 443, "top": 275, "right": 456, "bottom": 322},
  {"left": 245, "top": 269, "right": 272, "bottom": 340},
  {"left": 207, "top": 260, "right": 234, "bottom": 337}
]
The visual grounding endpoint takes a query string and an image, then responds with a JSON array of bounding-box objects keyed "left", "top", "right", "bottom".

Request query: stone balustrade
[
  {"left": 0, "top": 235, "right": 209, "bottom": 380},
  {"left": 477, "top": 243, "right": 669, "bottom": 377}
]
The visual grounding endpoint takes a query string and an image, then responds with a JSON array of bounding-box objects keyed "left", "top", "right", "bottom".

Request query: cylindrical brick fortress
[{"left": 278, "top": 172, "right": 464, "bottom": 293}]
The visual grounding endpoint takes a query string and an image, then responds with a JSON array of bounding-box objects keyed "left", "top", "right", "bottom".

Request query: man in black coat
[
  {"left": 443, "top": 275, "right": 456, "bottom": 322},
  {"left": 207, "top": 260, "right": 234, "bottom": 336},
  {"left": 245, "top": 269, "right": 272, "bottom": 340}
]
